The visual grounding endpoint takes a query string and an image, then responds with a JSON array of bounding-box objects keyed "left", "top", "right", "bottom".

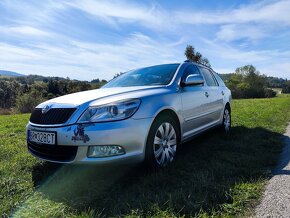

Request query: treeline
[
  {"left": 219, "top": 65, "right": 289, "bottom": 99},
  {"left": 0, "top": 75, "right": 107, "bottom": 113},
  {"left": 265, "top": 76, "right": 288, "bottom": 89},
  {"left": 0, "top": 66, "right": 289, "bottom": 114}
]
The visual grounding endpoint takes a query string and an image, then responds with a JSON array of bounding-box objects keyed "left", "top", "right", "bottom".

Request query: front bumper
[{"left": 26, "top": 117, "right": 153, "bottom": 164}]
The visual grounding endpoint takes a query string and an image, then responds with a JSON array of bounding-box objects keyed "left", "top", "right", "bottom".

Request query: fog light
[{"left": 87, "top": 145, "right": 125, "bottom": 158}]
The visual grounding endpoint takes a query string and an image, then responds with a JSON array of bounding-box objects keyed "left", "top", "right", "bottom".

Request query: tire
[
  {"left": 221, "top": 106, "right": 231, "bottom": 133},
  {"left": 145, "top": 114, "right": 180, "bottom": 168}
]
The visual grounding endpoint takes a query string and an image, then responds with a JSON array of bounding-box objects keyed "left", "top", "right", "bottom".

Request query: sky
[{"left": 0, "top": 0, "right": 290, "bottom": 81}]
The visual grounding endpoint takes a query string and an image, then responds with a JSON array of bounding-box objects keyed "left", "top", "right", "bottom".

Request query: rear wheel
[
  {"left": 221, "top": 106, "right": 231, "bottom": 133},
  {"left": 145, "top": 115, "right": 180, "bottom": 168}
]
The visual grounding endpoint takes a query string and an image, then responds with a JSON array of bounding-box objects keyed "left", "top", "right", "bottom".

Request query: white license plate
[{"left": 28, "top": 130, "right": 56, "bottom": 145}]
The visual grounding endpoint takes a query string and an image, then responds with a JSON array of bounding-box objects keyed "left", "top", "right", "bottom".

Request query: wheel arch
[
  {"left": 152, "top": 108, "right": 182, "bottom": 142},
  {"left": 225, "top": 102, "right": 231, "bottom": 113},
  {"left": 144, "top": 108, "right": 182, "bottom": 167}
]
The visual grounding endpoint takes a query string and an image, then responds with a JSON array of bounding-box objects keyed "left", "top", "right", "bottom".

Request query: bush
[
  {"left": 226, "top": 65, "right": 276, "bottom": 99},
  {"left": 282, "top": 82, "right": 290, "bottom": 93},
  {"left": 264, "top": 88, "right": 277, "bottom": 98},
  {"left": 15, "top": 93, "right": 44, "bottom": 113}
]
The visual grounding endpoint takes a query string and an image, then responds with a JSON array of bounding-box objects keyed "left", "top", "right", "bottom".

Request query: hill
[{"left": 0, "top": 70, "right": 25, "bottom": 77}]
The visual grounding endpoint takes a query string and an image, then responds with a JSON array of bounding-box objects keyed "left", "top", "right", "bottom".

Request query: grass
[{"left": 1, "top": 94, "right": 290, "bottom": 217}]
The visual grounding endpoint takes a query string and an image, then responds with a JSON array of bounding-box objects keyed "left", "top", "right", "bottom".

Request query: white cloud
[
  {"left": 175, "top": 0, "right": 290, "bottom": 42},
  {"left": 0, "top": 33, "right": 183, "bottom": 80},
  {"left": 229, "top": 0, "right": 290, "bottom": 25},
  {"left": 0, "top": 0, "right": 66, "bottom": 26},
  {"left": 216, "top": 24, "right": 267, "bottom": 42},
  {"left": 0, "top": 0, "right": 290, "bottom": 80},
  {"left": 0, "top": 43, "right": 40, "bottom": 60},
  {"left": 201, "top": 39, "right": 290, "bottom": 79},
  {"left": 259, "top": 62, "right": 290, "bottom": 78},
  {"left": 203, "top": 39, "right": 268, "bottom": 63},
  {"left": 175, "top": 1, "right": 290, "bottom": 26},
  {"left": 0, "top": 26, "right": 51, "bottom": 37},
  {"left": 65, "top": 0, "right": 171, "bottom": 30},
  {"left": 64, "top": 0, "right": 290, "bottom": 43}
]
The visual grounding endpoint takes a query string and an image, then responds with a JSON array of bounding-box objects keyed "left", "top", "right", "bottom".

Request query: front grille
[
  {"left": 30, "top": 108, "right": 77, "bottom": 125},
  {"left": 28, "top": 142, "right": 78, "bottom": 162}
]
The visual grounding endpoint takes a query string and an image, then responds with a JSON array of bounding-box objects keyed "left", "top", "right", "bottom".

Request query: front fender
[{"left": 132, "top": 92, "right": 182, "bottom": 120}]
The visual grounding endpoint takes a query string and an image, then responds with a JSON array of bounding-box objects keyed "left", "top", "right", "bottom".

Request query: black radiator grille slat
[
  {"left": 30, "top": 108, "right": 77, "bottom": 125},
  {"left": 28, "top": 142, "right": 78, "bottom": 162}
]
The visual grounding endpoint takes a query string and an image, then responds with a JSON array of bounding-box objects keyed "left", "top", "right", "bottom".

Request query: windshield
[{"left": 103, "top": 64, "right": 180, "bottom": 88}]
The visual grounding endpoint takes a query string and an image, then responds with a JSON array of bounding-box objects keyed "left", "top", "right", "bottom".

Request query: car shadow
[{"left": 30, "top": 126, "right": 287, "bottom": 216}]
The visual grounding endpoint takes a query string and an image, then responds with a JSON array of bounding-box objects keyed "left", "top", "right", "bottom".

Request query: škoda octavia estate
[{"left": 27, "top": 61, "right": 231, "bottom": 168}]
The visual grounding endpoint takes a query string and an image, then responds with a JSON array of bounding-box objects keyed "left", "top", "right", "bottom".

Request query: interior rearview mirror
[{"left": 182, "top": 75, "right": 204, "bottom": 87}]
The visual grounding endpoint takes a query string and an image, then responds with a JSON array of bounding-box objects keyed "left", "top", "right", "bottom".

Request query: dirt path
[{"left": 255, "top": 123, "right": 290, "bottom": 217}]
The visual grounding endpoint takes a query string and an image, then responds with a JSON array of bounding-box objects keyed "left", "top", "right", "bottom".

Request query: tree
[
  {"left": 0, "top": 80, "right": 20, "bottom": 108},
  {"left": 114, "top": 72, "right": 125, "bottom": 78},
  {"left": 235, "top": 65, "right": 256, "bottom": 75},
  {"left": 184, "top": 45, "right": 211, "bottom": 67},
  {"left": 226, "top": 65, "right": 276, "bottom": 98},
  {"left": 15, "top": 92, "right": 44, "bottom": 113},
  {"left": 201, "top": 58, "right": 210, "bottom": 67},
  {"left": 0, "top": 75, "right": 108, "bottom": 113},
  {"left": 0, "top": 88, "right": 5, "bottom": 106},
  {"left": 282, "top": 81, "right": 290, "bottom": 93},
  {"left": 91, "top": 78, "right": 100, "bottom": 83},
  {"left": 184, "top": 45, "right": 195, "bottom": 62},
  {"left": 47, "top": 79, "right": 60, "bottom": 96}
]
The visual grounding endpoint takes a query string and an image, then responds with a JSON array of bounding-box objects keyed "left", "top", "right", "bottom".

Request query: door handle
[{"left": 205, "top": 92, "right": 209, "bottom": 97}]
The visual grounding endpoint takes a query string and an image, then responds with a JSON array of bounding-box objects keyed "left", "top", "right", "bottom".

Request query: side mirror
[{"left": 182, "top": 75, "right": 204, "bottom": 87}]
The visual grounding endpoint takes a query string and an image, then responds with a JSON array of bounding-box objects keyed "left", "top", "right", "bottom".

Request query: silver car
[{"left": 27, "top": 61, "right": 231, "bottom": 167}]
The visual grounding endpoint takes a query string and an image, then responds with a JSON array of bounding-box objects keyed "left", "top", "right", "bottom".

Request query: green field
[{"left": 1, "top": 94, "right": 290, "bottom": 217}]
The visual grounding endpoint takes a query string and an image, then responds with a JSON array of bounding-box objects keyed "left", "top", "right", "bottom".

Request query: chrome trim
[{"left": 184, "top": 108, "right": 222, "bottom": 122}]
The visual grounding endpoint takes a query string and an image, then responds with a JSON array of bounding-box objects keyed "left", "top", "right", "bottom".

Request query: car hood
[{"left": 37, "top": 86, "right": 164, "bottom": 108}]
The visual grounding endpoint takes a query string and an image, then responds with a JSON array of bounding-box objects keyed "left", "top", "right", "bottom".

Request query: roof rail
[
  {"left": 184, "top": 60, "right": 212, "bottom": 69},
  {"left": 198, "top": 62, "right": 212, "bottom": 69}
]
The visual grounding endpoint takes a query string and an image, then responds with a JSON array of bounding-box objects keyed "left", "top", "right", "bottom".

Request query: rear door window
[{"left": 199, "top": 67, "right": 218, "bottom": 86}]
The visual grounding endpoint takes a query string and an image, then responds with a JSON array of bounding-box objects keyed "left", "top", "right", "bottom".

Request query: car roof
[{"left": 182, "top": 60, "right": 216, "bottom": 73}]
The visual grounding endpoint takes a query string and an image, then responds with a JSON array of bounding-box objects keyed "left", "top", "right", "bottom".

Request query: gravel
[{"left": 255, "top": 123, "right": 290, "bottom": 218}]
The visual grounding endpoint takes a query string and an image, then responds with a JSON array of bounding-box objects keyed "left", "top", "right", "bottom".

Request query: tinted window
[
  {"left": 182, "top": 64, "right": 200, "bottom": 82},
  {"left": 103, "top": 64, "right": 180, "bottom": 88},
  {"left": 199, "top": 67, "right": 218, "bottom": 86}
]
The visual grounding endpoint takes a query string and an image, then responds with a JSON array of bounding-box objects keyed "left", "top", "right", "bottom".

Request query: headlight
[{"left": 78, "top": 99, "right": 141, "bottom": 123}]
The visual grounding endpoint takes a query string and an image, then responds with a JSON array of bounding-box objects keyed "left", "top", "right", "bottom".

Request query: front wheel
[{"left": 145, "top": 115, "right": 180, "bottom": 168}]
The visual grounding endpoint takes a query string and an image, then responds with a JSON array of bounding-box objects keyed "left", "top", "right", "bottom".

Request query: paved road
[{"left": 255, "top": 123, "right": 290, "bottom": 218}]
